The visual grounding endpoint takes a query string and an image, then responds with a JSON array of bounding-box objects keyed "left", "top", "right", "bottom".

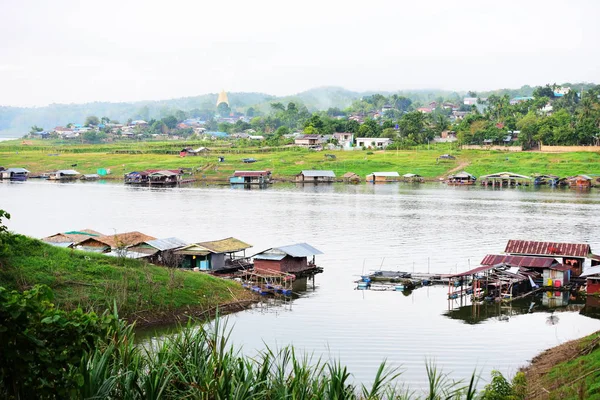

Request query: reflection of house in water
[{"left": 175, "top": 237, "right": 252, "bottom": 271}]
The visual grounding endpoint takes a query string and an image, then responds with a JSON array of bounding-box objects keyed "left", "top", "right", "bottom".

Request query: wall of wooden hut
[
  {"left": 587, "top": 277, "right": 600, "bottom": 294},
  {"left": 254, "top": 256, "right": 307, "bottom": 273}
]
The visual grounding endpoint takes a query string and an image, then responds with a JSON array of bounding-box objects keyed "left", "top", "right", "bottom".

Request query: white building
[{"left": 356, "top": 137, "right": 391, "bottom": 149}]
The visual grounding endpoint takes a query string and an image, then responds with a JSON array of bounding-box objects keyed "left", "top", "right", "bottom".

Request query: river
[{"left": 2, "top": 179, "right": 600, "bottom": 388}]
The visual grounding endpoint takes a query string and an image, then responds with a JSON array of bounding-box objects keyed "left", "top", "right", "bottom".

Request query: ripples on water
[{"left": 3, "top": 180, "right": 600, "bottom": 389}]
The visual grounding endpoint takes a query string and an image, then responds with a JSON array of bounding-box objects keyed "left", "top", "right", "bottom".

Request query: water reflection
[{"left": 444, "top": 292, "right": 588, "bottom": 325}]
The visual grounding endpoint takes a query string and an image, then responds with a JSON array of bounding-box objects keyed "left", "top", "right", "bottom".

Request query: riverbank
[
  {"left": 0, "top": 233, "right": 256, "bottom": 327},
  {"left": 523, "top": 327, "right": 600, "bottom": 399},
  {"left": 1, "top": 140, "right": 599, "bottom": 180}
]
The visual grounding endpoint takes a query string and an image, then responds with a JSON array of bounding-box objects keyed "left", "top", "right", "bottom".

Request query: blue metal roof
[
  {"left": 253, "top": 252, "right": 286, "bottom": 261},
  {"left": 275, "top": 243, "right": 323, "bottom": 257},
  {"left": 145, "top": 237, "right": 188, "bottom": 251}
]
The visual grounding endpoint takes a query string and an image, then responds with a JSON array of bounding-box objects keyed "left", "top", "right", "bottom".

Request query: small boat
[{"left": 80, "top": 174, "right": 100, "bottom": 181}]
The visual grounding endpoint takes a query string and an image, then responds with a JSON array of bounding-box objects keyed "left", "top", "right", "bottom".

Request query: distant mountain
[{"left": 0, "top": 83, "right": 596, "bottom": 137}]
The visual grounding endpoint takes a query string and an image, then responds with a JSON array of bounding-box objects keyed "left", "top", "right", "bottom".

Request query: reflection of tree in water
[{"left": 546, "top": 311, "right": 559, "bottom": 326}]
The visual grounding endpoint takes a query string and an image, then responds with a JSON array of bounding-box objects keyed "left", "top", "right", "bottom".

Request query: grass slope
[
  {"left": 1, "top": 140, "right": 599, "bottom": 179},
  {"left": 0, "top": 234, "right": 252, "bottom": 322},
  {"left": 525, "top": 330, "right": 600, "bottom": 399}
]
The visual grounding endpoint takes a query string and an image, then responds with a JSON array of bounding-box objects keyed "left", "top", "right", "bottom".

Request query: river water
[{"left": 2, "top": 180, "right": 600, "bottom": 388}]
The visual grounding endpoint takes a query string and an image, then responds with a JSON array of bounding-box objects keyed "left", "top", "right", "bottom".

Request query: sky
[{"left": 0, "top": 0, "right": 599, "bottom": 107}]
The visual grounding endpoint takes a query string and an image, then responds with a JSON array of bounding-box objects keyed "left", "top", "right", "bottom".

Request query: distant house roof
[
  {"left": 104, "top": 250, "right": 151, "bottom": 259},
  {"left": 300, "top": 170, "right": 336, "bottom": 178},
  {"left": 148, "top": 170, "right": 179, "bottom": 177},
  {"left": 254, "top": 243, "right": 323, "bottom": 261},
  {"left": 299, "top": 134, "right": 322, "bottom": 140},
  {"left": 233, "top": 171, "right": 270, "bottom": 177},
  {"left": 57, "top": 170, "right": 80, "bottom": 175},
  {"left": 144, "top": 237, "right": 188, "bottom": 251},
  {"left": 403, "top": 173, "right": 421, "bottom": 178},
  {"left": 481, "top": 254, "right": 558, "bottom": 269},
  {"left": 5, "top": 167, "right": 29, "bottom": 173},
  {"left": 42, "top": 229, "right": 104, "bottom": 244},
  {"left": 369, "top": 172, "right": 400, "bottom": 177},
  {"left": 479, "top": 171, "right": 532, "bottom": 180},
  {"left": 196, "top": 237, "right": 252, "bottom": 253},
  {"left": 342, "top": 172, "right": 360, "bottom": 178},
  {"left": 450, "top": 171, "right": 476, "bottom": 179},
  {"left": 79, "top": 231, "right": 157, "bottom": 248},
  {"left": 505, "top": 240, "right": 592, "bottom": 258}
]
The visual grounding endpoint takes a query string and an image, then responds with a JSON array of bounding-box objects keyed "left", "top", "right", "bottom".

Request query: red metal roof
[
  {"left": 504, "top": 240, "right": 591, "bottom": 258},
  {"left": 233, "top": 171, "right": 270, "bottom": 177},
  {"left": 480, "top": 254, "right": 557, "bottom": 269}
]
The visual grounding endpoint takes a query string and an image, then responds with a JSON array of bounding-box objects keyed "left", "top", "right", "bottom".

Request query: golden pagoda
[{"left": 216, "top": 90, "right": 229, "bottom": 107}]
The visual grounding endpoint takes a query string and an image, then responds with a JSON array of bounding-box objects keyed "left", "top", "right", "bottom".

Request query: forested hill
[{"left": 0, "top": 83, "right": 596, "bottom": 137}]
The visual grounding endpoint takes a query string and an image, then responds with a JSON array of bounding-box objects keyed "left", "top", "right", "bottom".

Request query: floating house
[
  {"left": 479, "top": 171, "right": 532, "bottom": 187},
  {"left": 480, "top": 254, "right": 570, "bottom": 287},
  {"left": 75, "top": 231, "right": 157, "bottom": 253},
  {"left": 402, "top": 173, "right": 424, "bottom": 183},
  {"left": 176, "top": 237, "right": 252, "bottom": 271},
  {"left": 446, "top": 171, "right": 476, "bottom": 185},
  {"left": 47, "top": 169, "right": 80, "bottom": 181},
  {"left": 581, "top": 266, "right": 600, "bottom": 294},
  {"left": 567, "top": 175, "right": 592, "bottom": 189},
  {"left": 366, "top": 172, "right": 400, "bottom": 183},
  {"left": 42, "top": 229, "right": 105, "bottom": 247},
  {"left": 253, "top": 243, "right": 323, "bottom": 277},
  {"left": 504, "top": 239, "right": 600, "bottom": 276},
  {"left": 229, "top": 171, "right": 272, "bottom": 185},
  {"left": 127, "top": 237, "right": 188, "bottom": 264},
  {"left": 147, "top": 170, "right": 183, "bottom": 185},
  {"left": 80, "top": 174, "right": 100, "bottom": 181},
  {"left": 295, "top": 170, "right": 336, "bottom": 183},
  {"left": 342, "top": 172, "right": 361, "bottom": 183},
  {"left": 124, "top": 171, "right": 149, "bottom": 184},
  {"left": 0, "top": 167, "right": 29, "bottom": 181},
  {"left": 532, "top": 174, "right": 559, "bottom": 186}
]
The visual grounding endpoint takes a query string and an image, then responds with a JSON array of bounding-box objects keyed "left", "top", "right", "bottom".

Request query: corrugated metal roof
[
  {"left": 369, "top": 172, "right": 399, "bottom": 177},
  {"left": 57, "top": 170, "right": 80, "bottom": 175},
  {"left": 403, "top": 173, "right": 421, "bottom": 178},
  {"left": 481, "top": 254, "right": 557, "bottom": 268},
  {"left": 46, "top": 242, "right": 74, "bottom": 248},
  {"left": 145, "top": 237, "right": 188, "bottom": 251},
  {"left": 275, "top": 243, "right": 323, "bottom": 257},
  {"left": 581, "top": 265, "right": 600, "bottom": 277},
  {"left": 6, "top": 167, "right": 29, "bottom": 173},
  {"left": 105, "top": 250, "right": 151, "bottom": 259},
  {"left": 233, "top": 171, "right": 269, "bottom": 177},
  {"left": 444, "top": 265, "right": 496, "bottom": 278},
  {"left": 300, "top": 170, "right": 336, "bottom": 178},
  {"left": 253, "top": 252, "right": 286, "bottom": 261},
  {"left": 505, "top": 240, "right": 591, "bottom": 258},
  {"left": 480, "top": 171, "right": 532, "bottom": 180},
  {"left": 451, "top": 171, "right": 475, "bottom": 179}
]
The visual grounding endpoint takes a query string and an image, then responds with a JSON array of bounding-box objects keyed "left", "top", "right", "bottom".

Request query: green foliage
[
  {"left": 479, "top": 370, "right": 526, "bottom": 400},
  {"left": 0, "top": 210, "right": 10, "bottom": 258},
  {"left": 84, "top": 115, "right": 100, "bottom": 126},
  {"left": 0, "top": 285, "right": 120, "bottom": 399}
]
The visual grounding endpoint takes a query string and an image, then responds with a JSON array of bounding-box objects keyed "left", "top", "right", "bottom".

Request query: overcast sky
[{"left": 1, "top": 0, "right": 598, "bottom": 107}]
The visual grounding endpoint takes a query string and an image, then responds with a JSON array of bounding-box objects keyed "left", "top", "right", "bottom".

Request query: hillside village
[{"left": 21, "top": 83, "right": 600, "bottom": 151}]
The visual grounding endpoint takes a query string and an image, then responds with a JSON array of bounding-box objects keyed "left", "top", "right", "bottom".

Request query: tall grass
[{"left": 74, "top": 313, "right": 483, "bottom": 399}]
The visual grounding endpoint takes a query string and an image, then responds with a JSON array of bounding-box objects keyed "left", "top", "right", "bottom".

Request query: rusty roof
[
  {"left": 78, "top": 231, "right": 156, "bottom": 248},
  {"left": 505, "top": 240, "right": 591, "bottom": 258},
  {"left": 42, "top": 229, "right": 104, "bottom": 243},
  {"left": 481, "top": 254, "right": 557, "bottom": 269}
]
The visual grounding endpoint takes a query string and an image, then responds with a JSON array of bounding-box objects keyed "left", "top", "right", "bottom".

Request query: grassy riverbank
[
  {"left": 1, "top": 140, "right": 599, "bottom": 180},
  {"left": 0, "top": 233, "right": 254, "bottom": 325},
  {"left": 524, "top": 328, "right": 600, "bottom": 399}
]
